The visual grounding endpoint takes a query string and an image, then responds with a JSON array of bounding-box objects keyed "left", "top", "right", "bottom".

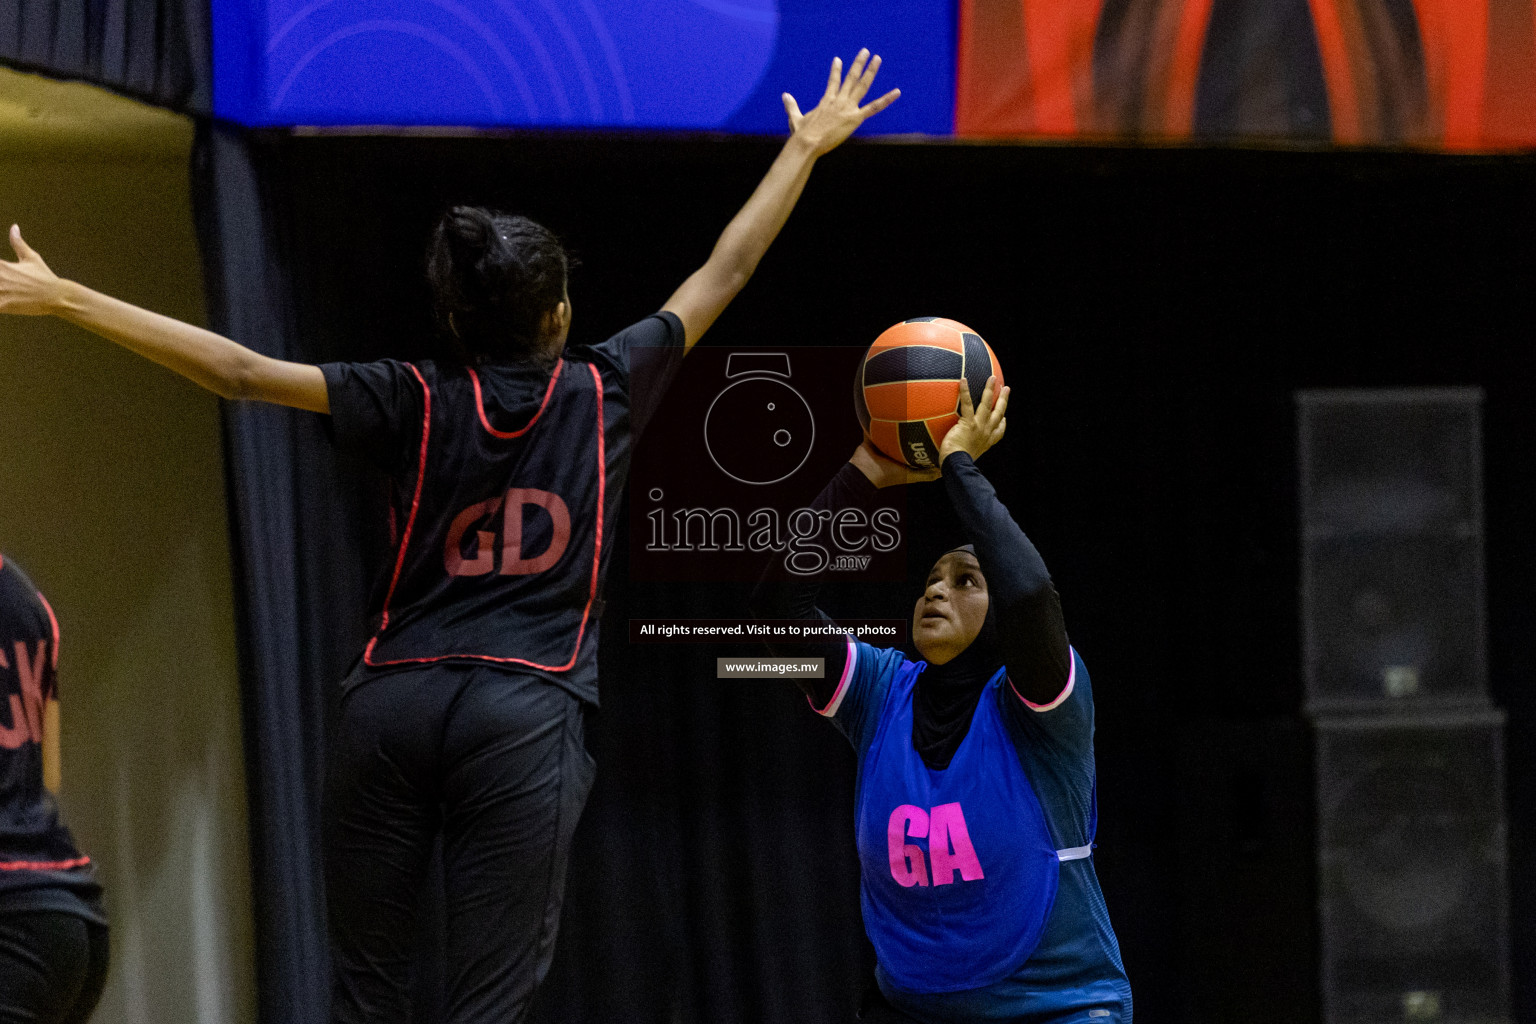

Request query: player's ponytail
[{"left": 427, "top": 206, "right": 570, "bottom": 365}]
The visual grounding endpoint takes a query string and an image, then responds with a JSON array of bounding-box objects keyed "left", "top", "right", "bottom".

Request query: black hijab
[{"left": 912, "top": 545, "right": 1005, "bottom": 770}]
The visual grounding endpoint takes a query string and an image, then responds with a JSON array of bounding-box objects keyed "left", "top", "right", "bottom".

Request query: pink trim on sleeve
[
  {"left": 809, "top": 635, "right": 857, "bottom": 717},
  {"left": 1010, "top": 645, "right": 1077, "bottom": 712}
]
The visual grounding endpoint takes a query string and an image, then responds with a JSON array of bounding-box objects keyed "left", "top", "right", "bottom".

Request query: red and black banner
[{"left": 957, "top": 0, "right": 1536, "bottom": 148}]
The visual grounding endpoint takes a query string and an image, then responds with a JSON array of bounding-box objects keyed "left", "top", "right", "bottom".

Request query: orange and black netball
[{"left": 854, "top": 317, "right": 1004, "bottom": 469}]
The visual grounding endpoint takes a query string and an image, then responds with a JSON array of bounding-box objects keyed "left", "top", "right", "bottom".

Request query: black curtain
[
  {"left": 0, "top": 0, "right": 208, "bottom": 112},
  {"left": 192, "top": 124, "right": 373, "bottom": 1024}
]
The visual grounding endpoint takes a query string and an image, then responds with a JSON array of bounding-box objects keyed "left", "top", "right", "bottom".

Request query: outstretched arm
[
  {"left": 939, "top": 378, "right": 1072, "bottom": 706},
  {"left": 0, "top": 225, "right": 329, "bottom": 412},
  {"left": 663, "top": 50, "right": 899, "bottom": 351}
]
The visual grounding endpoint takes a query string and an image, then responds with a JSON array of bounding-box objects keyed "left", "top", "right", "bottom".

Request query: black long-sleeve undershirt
[
  {"left": 748, "top": 454, "right": 1072, "bottom": 712},
  {"left": 748, "top": 463, "right": 874, "bottom": 709},
  {"left": 940, "top": 452, "right": 1072, "bottom": 705}
]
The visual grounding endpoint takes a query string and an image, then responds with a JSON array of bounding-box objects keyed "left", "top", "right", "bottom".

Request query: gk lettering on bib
[{"left": 0, "top": 641, "right": 49, "bottom": 749}]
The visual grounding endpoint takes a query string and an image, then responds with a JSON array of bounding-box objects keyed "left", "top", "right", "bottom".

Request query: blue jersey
[
  {"left": 819, "top": 638, "right": 1131, "bottom": 1024},
  {"left": 857, "top": 659, "right": 1061, "bottom": 993}
]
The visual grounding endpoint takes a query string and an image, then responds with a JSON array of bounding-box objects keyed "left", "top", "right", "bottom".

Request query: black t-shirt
[
  {"left": 0, "top": 556, "right": 105, "bottom": 923},
  {"left": 321, "top": 312, "right": 686, "bottom": 703}
]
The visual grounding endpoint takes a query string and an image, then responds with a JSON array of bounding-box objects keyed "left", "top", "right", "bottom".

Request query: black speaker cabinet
[
  {"left": 1298, "top": 389, "right": 1487, "bottom": 712},
  {"left": 1298, "top": 388, "right": 1508, "bottom": 1024},
  {"left": 1314, "top": 711, "right": 1510, "bottom": 1024}
]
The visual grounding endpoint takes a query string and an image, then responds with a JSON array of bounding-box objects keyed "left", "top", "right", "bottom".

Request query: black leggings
[
  {"left": 325, "top": 665, "right": 595, "bottom": 1024},
  {"left": 859, "top": 983, "right": 924, "bottom": 1024},
  {"left": 0, "top": 912, "right": 108, "bottom": 1024}
]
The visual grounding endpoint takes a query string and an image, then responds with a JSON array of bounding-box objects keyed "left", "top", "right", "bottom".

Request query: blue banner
[{"left": 213, "top": 0, "right": 954, "bottom": 133}]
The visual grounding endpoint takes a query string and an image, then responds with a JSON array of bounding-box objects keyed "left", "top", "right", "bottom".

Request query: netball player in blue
[
  {"left": 0, "top": 50, "right": 900, "bottom": 1023},
  {"left": 753, "top": 379, "right": 1132, "bottom": 1024}
]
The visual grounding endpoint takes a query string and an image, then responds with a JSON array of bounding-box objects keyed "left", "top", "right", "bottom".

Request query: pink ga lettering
[
  {"left": 444, "top": 488, "right": 571, "bottom": 577},
  {"left": 887, "top": 805, "right": 930, "bottom": 887},
  {"left": 886, "top": 802, "right": 986, "bottom": 887}
]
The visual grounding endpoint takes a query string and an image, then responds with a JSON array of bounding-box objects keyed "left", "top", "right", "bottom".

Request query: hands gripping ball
[{"left": 854, "top": 317, "right": 1004, "bottom": 468}]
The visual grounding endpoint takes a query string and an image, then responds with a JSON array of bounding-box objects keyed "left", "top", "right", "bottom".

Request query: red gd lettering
[
  {"left": 887, "top": 802, "right": 986, "bottom": 887},
  {"left": 0, "top": 641, "right": 47, "bottom": 749},
  {"left": 445, "top": 489, "right": 572, "bottom": 577}
]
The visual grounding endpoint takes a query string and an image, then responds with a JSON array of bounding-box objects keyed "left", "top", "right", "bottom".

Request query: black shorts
[
  {"left": 325, "top": 664, "right": 595, "bottom": 1024},
  {"left": 0, "top": 911, "right": 109, "bottom": 1024}
]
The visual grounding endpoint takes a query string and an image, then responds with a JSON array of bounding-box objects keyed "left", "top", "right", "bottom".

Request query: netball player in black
[
  {"left": 0, "top": 51, "right": 899, "bottom": 1023},
  {"left": 0, "top": 555, "right": 108, "bottom": 1024}
]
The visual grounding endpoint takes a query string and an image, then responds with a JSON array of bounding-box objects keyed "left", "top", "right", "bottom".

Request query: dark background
[{"left": 248, "top": 133, "right": 1536, "bottom": 1023}]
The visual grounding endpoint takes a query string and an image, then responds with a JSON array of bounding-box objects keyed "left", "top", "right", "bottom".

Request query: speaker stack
[{"left": 1298, "top": 389, "right": 1509, "bottom": 1024}]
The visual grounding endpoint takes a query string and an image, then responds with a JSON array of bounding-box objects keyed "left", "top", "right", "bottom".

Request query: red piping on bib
[
  {"left": 37, "top": 593, "right": 59, "bottom": 669},
  {"left": 363, "top": 364, "right": 433, "bottom": 666},
  {"left": 469, "top": 360, "right": 563, "bottom": 439},
  {"left": 0, "top": 855, "right": 89, "bottom": 872}
]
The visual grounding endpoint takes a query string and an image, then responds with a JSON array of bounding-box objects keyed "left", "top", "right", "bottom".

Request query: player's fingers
[
  {"left": 9, "top": 224, "right": 34, "bottom": 261},
  {"left": 859, "top": 88, "right": 901, "bottom": 118},
  {"left": 957, "top": 379, "right": 976, "bottom": 418},
  {"left": 782, "top": 93, "right": 803, "bottom": 128},
  {"left": 993, "top": 418, "right": 1008, "bottom": 444},
  {"left": 850, "top": 54, "right": 881, "bottom": 103},
  {"left": 989, "top": 385, "right": 1010, "bottom": 427},
  {"left": 862, "top": 438, "right": 905, "bottom": 470},
  {"left": 840, "top": 49, "right": 870, "bottom": 100},
  {"left": 976, "top": 375, "right": 997, "bottom": 417},
  {"left": 824, "top": 57, "right": 842, "bottom": 101}
]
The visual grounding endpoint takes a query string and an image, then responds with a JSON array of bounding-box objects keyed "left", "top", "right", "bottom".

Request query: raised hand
[
  {"left": 939, "top": 376, "right": 1010, "bottom": 464},
  {"left": 0, "top": 226, "right": 65, "bottom": 317},
  {"left": 782, "top": 49, "right": 900, "bottom": 156},
  {"left": 851, "top": 438, "right": 940, "bottom": 489},
  {"left": 0, "top": 222, "right": 330, "bottom": 410}
]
